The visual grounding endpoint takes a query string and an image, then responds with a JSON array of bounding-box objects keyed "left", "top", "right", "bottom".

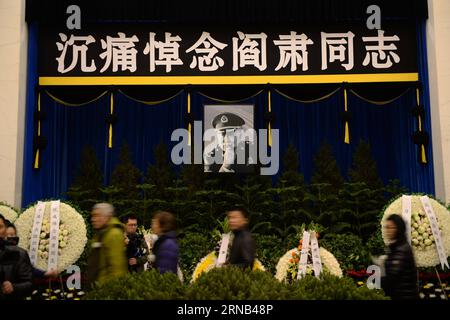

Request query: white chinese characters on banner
[
  {"left": 273, "top": 31, "right": 314, "bottom": 71},
  {"left": 29, "top": 201, "right": 46, "bottom": 266},
  {"left": 232, "top": 31, "right": 267, "bottom": 71},
  {"left": 48, "top": 200, "right": 60, "bottom": 271},
  {"left": 56, "top": 33, "right": 96, "bottom": 74},
  {"left": 186, "top": 32, "right": 228, "bottom": 71},
  {"left": 144, "top": 32, "right": 183, "bottom": 72},
  {"left": 362, "top": 30, "right": 400, "bottom": 69},
  {"left": 321, "top": 32, "right": 355, "bottom": 71},
  {"left": 99, "top": 32, "right": 139, "bottom": 73},
  {"left": 54, "top": 30, "right": 405, "bottom": 74}
]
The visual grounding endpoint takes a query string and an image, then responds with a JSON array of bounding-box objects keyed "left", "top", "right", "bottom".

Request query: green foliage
[
  {"left": 308, "top": 142, "right": 348, "bottom": 233},
  {"left": 336, "top": 140, "right": 386, "bottom": 240},
  {"left": 320, "top": 233, "right": 370, "bottom": 270},
  {"left": 65, "top": 139, "right": 406, "bottom": 281},
  {"left": 384, "top": 179, "right": 408, "bottom": 201},
  {"left": 232, "top": 177, "right": 275, "bottom": 234},
  {"left": 279, "top": 143, "right": 306, "bottom": 188},
  {"left": 108, "top": 142, "right": 143, "bottom": 220},
  {"left": 185, "top": 267, "right": 290, "bottom": 300},
  {"left": 288, "top": 273, "right": 388, "bottom": 300},
  {"left": 349, "top": 140, "right": 384, "bottom": 191},
  {"left": 145, "top": 142, "right": 176, "bottom": 200},
  {"left": 178, "top": 232, "right": 214, "bottom": 283},
  {"left": 283, "top": 232, "right": 301, "bottom": 251},
  {"left": 265, "top": 144, "right": 312, "bottom": 238},
  {"left": 186, "top": 189, "right": 236, "bottom": 232},
  {"left": 84, "top": 269, "right": 185, "bottom": 300},
  {"left": 365, "top": 229, "right": 385, "bottom": 256},
  {"left": 85, "top": 268, "right": 387, "bottom": 300},
  {"left": 181, "top": 164, "right": 205, "bottom": 194},
  {"left": 338, "top": 182, "right": 383, "bottom": 240},
  {"left": 311, "top": 141, "right": 345, "bottom": 194},
  {"left": 66, "top": 145, "right": 104, "bottom": 212},
  {"left": 210, "top": 217, "right": 231, "bottom": 244},
  {"left": 253, "top": 234, "right": 284, "bottom": 274},
  {"left": 306, "top": 183, "right": 344, "bottom": 233},
  {"left": 111, "top": 142, "right": 142, "bottom": 201}
]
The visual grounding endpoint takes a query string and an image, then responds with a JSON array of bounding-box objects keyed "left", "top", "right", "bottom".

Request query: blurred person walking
[
  {"left": 227, "top": 207, "right": 255, "bottom": 269},
  {"left": 86, "top": 203, "right": 127, "bottom": 288},
  {"left": 151, "top": 211, "right": 179, "bottom": 274},
  {"left": 381, "top": 214, "right": 419, "bottom": 300}
]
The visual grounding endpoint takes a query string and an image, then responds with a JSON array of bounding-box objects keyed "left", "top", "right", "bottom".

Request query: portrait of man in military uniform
[{"left": 203, "top": 105, "right": 256, "bottom": 173}]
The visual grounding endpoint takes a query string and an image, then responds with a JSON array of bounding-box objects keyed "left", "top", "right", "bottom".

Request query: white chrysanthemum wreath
[
  {"left": 0, "top": 203, "right": 19, "bottom": 223},
  {"left": 275, "top": 247, "right": 343, "bottom": 282},
  {"left": 381, "top": 195, "right": 450, "bottom": 268},
  {"left": 15, "top": 201, "right": 87, "bottom": 271}
]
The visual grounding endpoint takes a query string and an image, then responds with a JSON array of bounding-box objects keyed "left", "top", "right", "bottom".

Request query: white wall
[
  {"left": 427, "top": 0, "right": 450, "bottom": 203},
  {"left": 0, "top": 0, "right": 27, "bottom": 208},
  {"left": 0, "top": 0, "right": 448, "bottom": 208}
]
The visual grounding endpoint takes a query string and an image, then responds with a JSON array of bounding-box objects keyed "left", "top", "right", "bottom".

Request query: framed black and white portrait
[{"left": 203, "top": 104, "right": 256, "bottom": 173}]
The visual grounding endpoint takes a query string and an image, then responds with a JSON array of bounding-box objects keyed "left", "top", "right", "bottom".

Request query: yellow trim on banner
[
  {"left": 108, "top": 92, "right": 113, "bottom": 149},
  {"left": 198, "top": 90, "right": 264, "bottom": 103},
  {"left": 34, "top": 92, "right": 41, "bottom": 169},
  {"left": 45, "top": 90, "right": 108, "bottom": 106},
  {"left": 274, "top": 87, "right": 340, "bottom": 104},
  {"left": 118, "top": 89, "right": 183, "bottom": 105},
  {"left": 39, "top": 73, "right": 419, "bottom": 86},
  {"left": 268, "top": 90, "right": 272, "bottom": 147},
  {"left": 349, "top": 88, "right": 411, "bottom": 105},
  {"left": 344, "top": 88, "right": 350, "bottom": 144},
  {"left": 187, "top": 92, "right": 191, "bottom": 146}
]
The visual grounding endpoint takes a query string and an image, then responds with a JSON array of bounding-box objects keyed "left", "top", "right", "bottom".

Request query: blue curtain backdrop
[{"left": 22, "top": 20, "right": 435, "bottom": 208}]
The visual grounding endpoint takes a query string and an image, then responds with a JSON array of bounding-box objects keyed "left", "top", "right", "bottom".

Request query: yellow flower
[{"left": 191, "top": 251, "right": 265, "bottom": 282}]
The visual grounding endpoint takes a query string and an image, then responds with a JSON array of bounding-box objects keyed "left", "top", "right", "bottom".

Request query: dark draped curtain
[
  {"left": 22, "top": 87, "right": 434, "bottom": 206},
  {"left": 22, "top": 18, "right": 435, "bottom": 207}
]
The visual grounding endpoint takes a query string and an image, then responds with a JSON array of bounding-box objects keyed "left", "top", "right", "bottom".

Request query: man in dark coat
[
  {"left": 123, "top": 214, "right": 150, "bottom": 273},
  {"left": 0, "top": 214, "right": 33, "bottom": 300},
  {"left": 227, "top": 207, "right": 255, "bottom": 269},
  {"left": 381, "top": 214, "right": 419, "bottom": 300}
]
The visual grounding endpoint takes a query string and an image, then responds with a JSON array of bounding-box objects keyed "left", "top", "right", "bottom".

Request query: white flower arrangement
[
  {"left": 15, "top": 201, "right": 87, "bottom": 271},
  {"left": 0, "top": 204, "right": 19, "bottom": 223},
  {"left": 275, "top": 247, "right": 342, "bottom": 282},
  {"left": 381, "top": 195, "right": 450, "bottom": 268},
  {"left": 191, "top": 251, "right": 266, "bottom": 283}
]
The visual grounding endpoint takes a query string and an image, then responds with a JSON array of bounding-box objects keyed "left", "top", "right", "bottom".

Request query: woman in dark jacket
[
  {"left": 151, "top": 211, "right": 179, "bottom": 274},
  {"left": 381, "top": 214, "right": 419, "bottom": 300}
]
